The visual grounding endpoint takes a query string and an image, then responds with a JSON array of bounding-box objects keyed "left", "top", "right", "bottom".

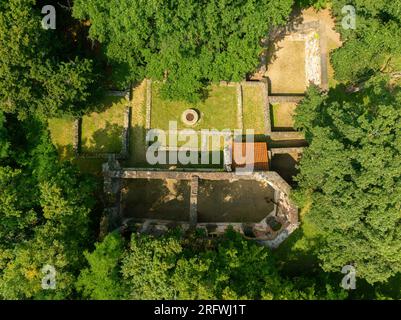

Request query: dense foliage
[
  {"left": 77, "top": 230, "right": 347, "bottom": 300},
  {"left": 294, "top": 79, "right": 401, "bottom": 284},
  {"left": 73, "top": 0, "right": 294, "bottom": 101},
  {"left": 331, "top": 0, "right": 401, "bottom": 84},
  {"left": 0, "top": 115, "right": 97, "bottom": 299},
  {"left": 0, "top": 0, "right": 101, "bottom": 119}
]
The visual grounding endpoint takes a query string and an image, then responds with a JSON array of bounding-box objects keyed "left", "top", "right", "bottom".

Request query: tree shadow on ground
[{"left": 81, "top": 121, "right": 124, "bottom": 153}]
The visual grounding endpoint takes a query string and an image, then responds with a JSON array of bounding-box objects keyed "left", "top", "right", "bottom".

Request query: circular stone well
[{"left": 181, "top": 109, "right": 199, "bottom": 126}]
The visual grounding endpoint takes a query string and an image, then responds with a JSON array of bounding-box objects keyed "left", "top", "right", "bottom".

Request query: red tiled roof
[{"left": 232, "top": 142, "right": 269, "bottom": 171}]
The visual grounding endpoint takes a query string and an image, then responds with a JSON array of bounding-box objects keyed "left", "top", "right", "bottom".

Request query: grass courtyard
[
  {"left": 271, "top": 102, "right": 297, "bottom": 130},
  {"left": 81, "top": 96, "right": 127, "bottom": 153},
  {"left": 151, "top": 82, "right": 238, "bottom": 130},
  {"left": 48, "top": 80, "right": 270, "bottom": 171},
  {"left": 48, "top": 95, "right": 128, "bottom": 174},
  {"left": 242, "top": 85, "right": 266, "bottom": 134}
]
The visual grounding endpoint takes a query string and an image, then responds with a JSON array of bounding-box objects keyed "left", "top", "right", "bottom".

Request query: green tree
[
  {"left": 80, "top": 229, "right": 346, "bottom": 300},
  {"left": 73, "top": 0, "right": 294, "bottom": 101},
  {"left": 331, "top": 0, "right": 401, "bottom": 84},
  {"left": 0, "top": 0, "right": 99, "bottom": 118},
  {"left": 0, "top": 118, "right": 96, "bottom": 299},
  {"left": 76, "top": 232, "right": 127, "bottom": 300}
]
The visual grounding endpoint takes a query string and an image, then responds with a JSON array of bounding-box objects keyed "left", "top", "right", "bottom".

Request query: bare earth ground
[
  {"left": 197, "top": 180, "right": 275, "bottom": 223},
  {"left": 121, "top": 179, "right": 191, "bottom": 221},
  {"left": 271, "top": 102, "right": 297, "bottom": 129},
  {"left": 266, "top": 40, "right": 306, "bottom": 94}
]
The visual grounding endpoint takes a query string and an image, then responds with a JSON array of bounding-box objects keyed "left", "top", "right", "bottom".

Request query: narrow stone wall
[
  {"left": 269, "top": 95, "right": 304, "bottom": 103},
  {"left": 219, "top": 81, "right": 238, "bottom": 87},
  {"left": 270, "top": 131, "right": 305, "bottom": 140},
  {"left": 73, "top": 118, "right": 81, "bottom": 155},
  {"left": 270, "top": 147, "right": 304, "bottom": 155},
  {"left": 145, "top": 79, "right": 152, "bottom": 130},
  {"left": 262, "top": 79, "right": 272, "bottom": 135},
  {"left": 121, "top": 106, "right": 131, "bottom": 157},
  {"left": 189, "top": 176, "right": 199, "bottom": 226},
  {"left": 107, "top": 90, "right": 130, "bottom": 100},
  {"left": 236, "top": 83, "right": 243, "bottom": 130}
]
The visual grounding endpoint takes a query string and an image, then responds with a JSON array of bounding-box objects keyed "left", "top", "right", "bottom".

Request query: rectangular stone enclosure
[
  {"left": 121, "top": 179, "right": 191, "bottom": 221},
  {"left": 196, "top": 179, "right": 275, "bottom": 223}
]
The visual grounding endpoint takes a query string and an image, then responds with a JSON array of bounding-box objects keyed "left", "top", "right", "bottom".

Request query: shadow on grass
[
  {"left": 273, "top": 218, "right": 322, "bottom": 277},
  {"left": 81, "top": 121, "right": 124, "bottom": 154}
]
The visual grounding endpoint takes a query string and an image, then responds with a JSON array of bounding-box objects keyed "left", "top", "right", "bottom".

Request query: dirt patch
[
  {"left": 197, "top": 180, "right": 275, "bottom": 223},
  {"left": 266, "top": 40, "right": 306, "bottom": 94},
  {"left": 121, "top": 179, "right": 190, "bottom": 221},
  {"left": 271, "top": 152, "right": 302, "bottom": 185}
]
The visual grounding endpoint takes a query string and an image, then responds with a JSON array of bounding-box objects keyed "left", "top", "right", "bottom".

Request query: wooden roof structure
[{"left": 232, "top": 142, "right": 269, "bottom": 171}]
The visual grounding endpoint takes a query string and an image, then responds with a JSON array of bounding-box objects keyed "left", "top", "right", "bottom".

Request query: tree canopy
[
  {"left": 293, "top": 79, "right": 401, "bottom": 284},
  {"left": 0, "top": 117, "right": 97, "bottom": 299},
  {"left": 0, "top": 0, "right": 100, "bottom": 119},
  {"left": 331, "top": 0, "right": 401, "bottom": 84},
  {"left": 77, "top": 230, "right": 347, "bottom": 300}
]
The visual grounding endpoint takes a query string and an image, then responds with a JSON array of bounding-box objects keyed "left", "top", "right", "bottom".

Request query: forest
[{"left": 0, "top": 0, "right": 400, "bottom": 300}]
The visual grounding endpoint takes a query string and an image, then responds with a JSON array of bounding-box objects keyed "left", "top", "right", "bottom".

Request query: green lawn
[
  {"left": 48, "top": 95, "right": 128, "bottom": 174},
  {"left": 273, "top": 197, "right": 322, "bottom": 275},
  {"left": 152, "top": 132, "right": 226, "bottom": 151},
  {"left": 151, "top": 83, "right": 238, "bottom": 131},
  {"left": 242, "top": 85, "right": 266, "bottom": 134},
  {"left": 81, "top": 96, "right": 127, "bottom": 153},
  {"left": 271, "top": 103, "right": 296, "bottom": 129},
  {"left": 48, "top": 117, "right": 76, "bottom": 160}
]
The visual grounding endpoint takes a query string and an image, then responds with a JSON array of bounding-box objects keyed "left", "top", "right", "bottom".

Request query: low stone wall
[
  {"left": 262, "top": 80, "right": 271, "bottom": 135},
  {"left": 107, "top": 169, "right": 291, "bottom": 196},
  {"left": 270, "top": 131, "right": 305, "bottom": 140},
  {"left": 107, "top": 90, "right": 130, "bottom": 100},
  {"left": 190, "top": 176, "right": 199, "bottom": 226},
  {"left": 73, "top": 118, "right": 81, "bottom": 155},
  {"left": 219, "top": 81, "right": 238, "bottom": 87},
  {"left": 145, "top": 79, "right": 152, "bottom": 130},
  {"left": 236, "top": 83, "right": 243, "bottom": 130},
  {"left": 269, "top": 95, "right": 304, "bottom": 104},
  {"left": 270, "top": 147, "right": 304, "bottom": 156}
]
